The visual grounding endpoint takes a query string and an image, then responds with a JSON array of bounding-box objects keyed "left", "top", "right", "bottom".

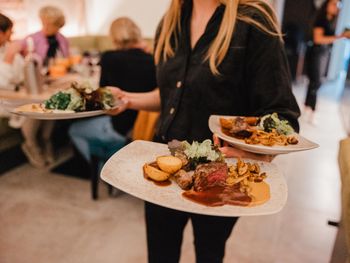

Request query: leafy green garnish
[
  {"left": 259, "top": 113, "right": 294, "bottom": 135},
  {"left": 44, "top": 92, "right": 71, "bottom": 110},
  {"left": 65, "top": 88, "right": 85, "bottom": 111},
  {"left": 182, "top": 140, "right": 223, "bottom": 162}
]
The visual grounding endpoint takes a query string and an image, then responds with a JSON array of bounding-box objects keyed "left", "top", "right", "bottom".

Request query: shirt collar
[{"left": 180, "top": 1, "right": 225, "bottom": 52}]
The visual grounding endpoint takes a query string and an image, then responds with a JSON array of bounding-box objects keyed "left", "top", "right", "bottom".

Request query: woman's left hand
[{"left": 213, "top": 134, "right": 275, "bottom": 162}]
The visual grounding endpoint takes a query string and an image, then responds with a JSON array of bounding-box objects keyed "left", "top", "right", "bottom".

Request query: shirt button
[
  {"left": 176, "top": 81, "right": 182, "bottom": 88},
  {"left": 170, "top": 108, "right": 175, "bottom": 114}
]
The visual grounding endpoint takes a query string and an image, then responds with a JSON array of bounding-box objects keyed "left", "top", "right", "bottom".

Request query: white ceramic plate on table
[
  {"left": 101, "top": 140, "right": 288, "bottom": 217},
  {"left": 209, "top": 115, "right": 319, "bottom": 155}
]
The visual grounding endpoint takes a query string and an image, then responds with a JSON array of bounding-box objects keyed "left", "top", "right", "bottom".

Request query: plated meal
[
  {"left": 143, "top": 140, "right": 270, "bottom": 207},
  {"left": 219, "top": 113, "right": 298, "bottom": 146},
  {"left": 209, "top": 114, "right": 319, "bottom": 155},
  {"left": 12, "top": 81, "right": 119, "bottom": 120},
  {"left": 100, "top": 140, "right": 287, "bottom": 216}
]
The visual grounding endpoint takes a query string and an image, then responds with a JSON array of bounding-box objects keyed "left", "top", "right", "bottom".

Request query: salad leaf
[
  {"left": 183, "top": 139, "right": 223, "bottom": 162},
  {"left": 65, "top": 88, "right": 85, "bottom": 111},
  {"left": 44, "top": 92, "right": 71, "bottom": 110},
  {"left": 259, "top": 113, "right": 294, "bottom": 135}
]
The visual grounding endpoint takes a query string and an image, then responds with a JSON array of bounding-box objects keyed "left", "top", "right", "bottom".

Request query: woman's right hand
[
  {"left": 213, "top": 134, "right": 275, "bottom": 162},
  {"left": 107, "top": 86, "right": 130, "bottom": 115}
]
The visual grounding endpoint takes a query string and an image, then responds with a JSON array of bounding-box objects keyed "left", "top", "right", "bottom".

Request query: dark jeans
[
  {"left": 305, "top": 45, "right": 330, "bottom": 111},
  {"left": 145, "top": 202, "right": 238, "bottom": 263}
]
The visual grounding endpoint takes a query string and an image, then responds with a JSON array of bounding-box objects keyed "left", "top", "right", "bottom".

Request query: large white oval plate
[
  {"left": 101, "top": 140, "right": 288, "bottom": 217},
  {"left": 209, "top": 115, "right": 319, "bottom": 155}
]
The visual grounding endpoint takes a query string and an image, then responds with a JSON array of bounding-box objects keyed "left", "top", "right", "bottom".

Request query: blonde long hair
[{"left": 154, "top": 0, "right": 282, "bottom": 75}]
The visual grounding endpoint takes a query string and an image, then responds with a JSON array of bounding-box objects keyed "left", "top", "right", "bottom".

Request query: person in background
[
  {"left": 20, "top": 6, "right": 69, "bottom": 168},
  {"left": 108, "top": 0, "right": 300, "bottom": 262},
  {"left": 22, "top": 5, "right": 69, "bottom": 65},
  {"left": 68, "top": 17, "right": 156, "bottom": 169},
  {"left": 304, "top": 0, "right": 349, "bottom": 124},
  {"left": 0, "top": 13, "right": 23, "bottom": 90}
]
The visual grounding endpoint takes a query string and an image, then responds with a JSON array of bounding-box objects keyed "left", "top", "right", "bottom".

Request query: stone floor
[{"left": 0, "top": 84, "right": 348, "bottom": 263}]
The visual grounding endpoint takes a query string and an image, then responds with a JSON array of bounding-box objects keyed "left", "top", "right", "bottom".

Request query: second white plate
[{"left": 209, "top": 115, "right": 319, "bottom": 155}]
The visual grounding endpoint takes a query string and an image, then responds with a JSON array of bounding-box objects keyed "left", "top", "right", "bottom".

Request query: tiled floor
[{"left": 0, "top": 84, "right": 347, "bottom": 263}]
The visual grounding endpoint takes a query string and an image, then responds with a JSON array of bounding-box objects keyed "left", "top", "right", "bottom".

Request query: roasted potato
[
  {"left": 156, "top": 155, "right": 183, "bottom": 174},
  {"left": 143, "top": 164, "right": 170, "bottom": 182},
  {"left": 219, "top": 117, "right": 234, "bottom": 130},
  {"left": 243, "top": 116, "right": 259, "bottom": 126}
]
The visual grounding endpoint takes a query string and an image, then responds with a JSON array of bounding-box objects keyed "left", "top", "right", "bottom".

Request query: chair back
[{"left": 132, "top": 111, "right": 159, "bottom": 141}]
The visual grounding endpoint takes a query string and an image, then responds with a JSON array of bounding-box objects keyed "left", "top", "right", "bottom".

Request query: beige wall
[
  {"left": 2, "top": 0, "right": 169, "bottom": 38},
  {"left": 1, "top": 0, "right": 85, "bottom": 38},
  {"left": 266, "top": 0, "right": 286, "bottom": 23},
  {"left": 85, "top": 0, "right": 170, "bottom": 38}
]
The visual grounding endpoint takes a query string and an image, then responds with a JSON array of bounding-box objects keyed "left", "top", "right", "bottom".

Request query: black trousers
[
  {"left": 305, "top": 45, "right": 330, "bottom": 111},
  {"left": 145, "top": 202, "right": 238, "bottom": 263}
]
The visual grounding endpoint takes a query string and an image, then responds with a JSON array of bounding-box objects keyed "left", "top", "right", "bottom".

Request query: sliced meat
[
  {"left": 193, "top": 162, "right": 228, "bottom": 192},
  {"left": 230, "top": 117, "right": 250, "bottom": 133},
  {"left": 174, "top": 170, "right": 194, "bottom": 190},
  {"left": 230, "top": 117, "right": 253, "bottom": 138}
]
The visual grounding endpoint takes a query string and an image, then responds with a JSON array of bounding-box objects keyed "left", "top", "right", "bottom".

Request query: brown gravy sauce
[
  {"left": 182, "top": 182, "right": 270, "bottom": 207},
  {"left": 221, "top": 128, "right": 248, "bottom": 139},
  {"left": 222, "top": 128, "right": 233, "bottom": 137},
  {"left": 183, "top": 185, "right": 251, "bottom": 207}
]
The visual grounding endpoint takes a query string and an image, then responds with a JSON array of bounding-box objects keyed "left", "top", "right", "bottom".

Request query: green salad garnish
[
  {"left": 43, "top": 81, "right": 114, "bottom": 111},
  {"left": 44, "top": 92, "right": 71, "bottom": 110},
  {"left": 182, "top": 140, "right": 222, "bottom": 162},
  {"left": 168, "top": 139, "right": 224, "bottom": 170},
  {"left": 258, "top": 113, "right": 294, "bottom": 135}
]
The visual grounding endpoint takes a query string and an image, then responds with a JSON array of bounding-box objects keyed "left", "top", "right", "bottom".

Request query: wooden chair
[{"left": 132, "top": 111, "right": 160, "bottom": 141}]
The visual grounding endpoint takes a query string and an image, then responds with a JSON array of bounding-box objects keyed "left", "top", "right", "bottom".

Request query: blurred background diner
[
  {"left": 68, "top": 17, "right": 156, "bottom": 199},
  {"left": 0, "top": 0, "right": 350, "bottom": 262},
  {"left": 20, "top": 5, "right": 70, "bottom": 168}
]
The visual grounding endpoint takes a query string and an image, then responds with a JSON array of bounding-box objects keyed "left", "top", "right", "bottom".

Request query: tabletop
[{"left": 0, "top": 73, "right": 81, "bottom": 102}]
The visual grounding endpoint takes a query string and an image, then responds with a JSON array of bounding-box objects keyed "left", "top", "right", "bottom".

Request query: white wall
[{"left": 84, "top": 0, "right": 170, "bottom": 38}]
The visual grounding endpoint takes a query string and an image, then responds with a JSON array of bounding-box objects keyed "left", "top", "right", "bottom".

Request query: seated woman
[
  {"left": 68, "top": 17, "right": 156, "bottom": 168},
  {"left": 22, "top": 5, "right": 69, "bottom": 65},
  {"left": 0, "top": 13, "right": 23, "bottom": 91},
  {"left": 21, "top": 6, "right": 70, "bottom": 168}
]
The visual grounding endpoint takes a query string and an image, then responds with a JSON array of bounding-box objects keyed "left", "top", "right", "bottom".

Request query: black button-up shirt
[{"left": 155, "top": 3, "right": 300, "bottom": 143}]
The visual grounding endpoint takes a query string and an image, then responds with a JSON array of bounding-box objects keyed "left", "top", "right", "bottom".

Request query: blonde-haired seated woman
[
  {"left": 22, "top": 5, "right": 69, "bottom": 65},
  {"left": 68, "top": 17, "right": 156, "bottom": 177},
  {"left": 20, "top": 6, "right": 69, "bottom": 168}
]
